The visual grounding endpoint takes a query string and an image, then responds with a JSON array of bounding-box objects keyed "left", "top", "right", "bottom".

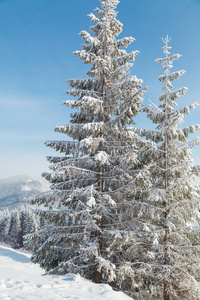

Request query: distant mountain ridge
[{"left": 0, "top": 175, "right": 49, "bottom": 210}]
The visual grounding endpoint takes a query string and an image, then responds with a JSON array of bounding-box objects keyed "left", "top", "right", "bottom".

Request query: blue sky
[{"left": 0, "top": 0, "right": 200, "bottom": 179}]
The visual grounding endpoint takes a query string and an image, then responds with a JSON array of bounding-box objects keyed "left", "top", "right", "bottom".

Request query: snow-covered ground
[{"left": 0, "top": 245, "right": 131, "bottom": 300}]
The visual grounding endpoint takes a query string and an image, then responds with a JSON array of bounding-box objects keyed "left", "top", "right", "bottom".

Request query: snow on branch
[
  {"left": 96, "top": 256, "right": 116, "bottom": 282},
  {"left": 63, "top": 97, "right": 102, "bottom": 114},
  {"left": 66, "top": 88, "right": 101, "bottom": 98},
  {"left": 45, "top": 140, "right": 79, "bottom": 155},
  {"left": 94, "top": 151, "right": 110, "bottom": 166},
  {"left": 155, "top": 53, "right": 181, "bottom": 64},
  {"left": 182, "top": 124, "right": 200, "bottom": 137},
  {"left": 159, "top": 87, "right": 188, "bottom": 101},
  {"left": 113, "top": 51, "right": 139, "bottom": 65},
  {"left": 79, "top": 30, "right": 100, "bottom": 46},
  {"left": 74, "top": 50, "right": 96, "bottom": 64},
  {"left": 80, "top": 137, "right": 105, "bottom": 155},
  {"left": 115, "top": 36, "right": 135, "bottom": 48},
  {"left": 158, "top": 70, "right": 186, "bottom": 82},
  {"left": 177, "top": 102, "right": 199, "bottom": 116},
  {"left": 88, "top": 13, "right": 99, "bottom": 23},
  {"left": 46, "top": 156, "right": 69, "bottom": 164},
  {"left": 67, "top": 78, "right": 97, "bottom": 90},
  {"left": 55, "top": 122, "right": 105, "bottom": 139},
  {"left": 192, "top": 165, "right": 200, "bottom": 176},
  {"left": 133, "top": 127, "right": 163, "bottom": 142}
]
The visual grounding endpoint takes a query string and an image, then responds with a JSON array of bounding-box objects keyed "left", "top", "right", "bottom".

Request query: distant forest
[{"left": 0, "top": 206, "right": 45, "bottom": 249}]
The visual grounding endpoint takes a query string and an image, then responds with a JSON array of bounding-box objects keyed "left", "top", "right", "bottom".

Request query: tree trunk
[
  {"left": 94, "top": 22, "right": 107, "bottom": 284},
  {"left": 163, "top": 281, "right": 170, "bottom": 300},
  {"left": 163, "top": 68, "right": 170, "bottom": 299},
  {"left": 94, "top": 165, "right": 103, "bottom": 283}
]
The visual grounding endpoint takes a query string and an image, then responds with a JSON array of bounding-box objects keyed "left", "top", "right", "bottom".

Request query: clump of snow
[
  {"left": 87, "top": 196, "right": 96, "bottom": 207},
  {"left": 94, "top": 151, "right": 110, "bottom": 166},
  {"left": 0, "top": 245, "right": 131, "bottom": 300},
  {"left": 103, "top": 194, "right": 116, "bottom": 207}
]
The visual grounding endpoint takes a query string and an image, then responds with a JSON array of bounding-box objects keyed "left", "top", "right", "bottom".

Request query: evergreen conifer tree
[
  {"left": 9, "top": 211, "right": 22, "bottom": 248},
  {"left": 21, "top": 206, "right": 38, "bottom": 236},
  {"left": 28, "top": 0, "right": 148, "bottom": 288},
  {"left": 128, "top": 36, "right": 200, "bottom": 299},
  {"left": 0, "top": 209, "right": 11, "bottom": 244},
  {"left": 0, "top": 206, "right": 40, "bottom": 248}
]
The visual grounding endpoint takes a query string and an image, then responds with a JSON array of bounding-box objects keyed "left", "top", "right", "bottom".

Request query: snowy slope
[
  {"left": 0, "top": 175, "right": 49, "bottom": 210},
  {"left": 0, "top": 245, "right": 131, "bottom": 300}
]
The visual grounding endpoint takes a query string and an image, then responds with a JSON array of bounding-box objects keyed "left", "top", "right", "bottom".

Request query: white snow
[
  {"left": 94, "top": 151, "right": 110, "bottom": 165},
  {"left": 87, "top": 196, "right": 96, "bottom": 207},
  {"left": 0, "top": 245, "right": 131, "bottom": 300},
  {"left": 21, "top": 185, "right": 32, "bottom": 191}
]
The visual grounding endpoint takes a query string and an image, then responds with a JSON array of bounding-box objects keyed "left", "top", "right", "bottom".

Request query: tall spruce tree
[
  {"left": 129, "top": 36, "right": 200, "bottom": 299},
  {"left": 28, "top": 0, "right": 148, "bottom": 289}
]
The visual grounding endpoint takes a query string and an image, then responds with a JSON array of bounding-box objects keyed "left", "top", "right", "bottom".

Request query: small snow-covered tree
[
  {"left": 127, "top": 36, "right": 200, "bottom": 299},
  {"left": 21, "top": 206, "right": 38, "bottom": 236},
  {"left": 0, "top": 209, "right": 11, "bottom": 244},
  {"left": 28, "top": 0, "right": 147, "bottom": 287},
  {"left": 9, "top": 211, "right": 22, "bottom": 248}
]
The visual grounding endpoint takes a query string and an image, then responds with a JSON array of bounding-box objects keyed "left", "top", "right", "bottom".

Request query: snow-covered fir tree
[
  {"left": 128, "top": 36, "right": 200, "bottom": 299},
  {"left": 9, "top": 211, "right": 22, "bottom": 248},
  {"left": 0, "top": 209, "right": 11, "bottom": 244},
  {"left": 21, "top": 206, "right": 39, "bottom": 236},
  {"left": 28, "top": 0, "right": 148, "bottom": 289}
]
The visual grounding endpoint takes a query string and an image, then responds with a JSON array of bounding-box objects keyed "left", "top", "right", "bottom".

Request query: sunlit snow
[{"left": 0, "top": 245, "right": 131, "bottom": 300}]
